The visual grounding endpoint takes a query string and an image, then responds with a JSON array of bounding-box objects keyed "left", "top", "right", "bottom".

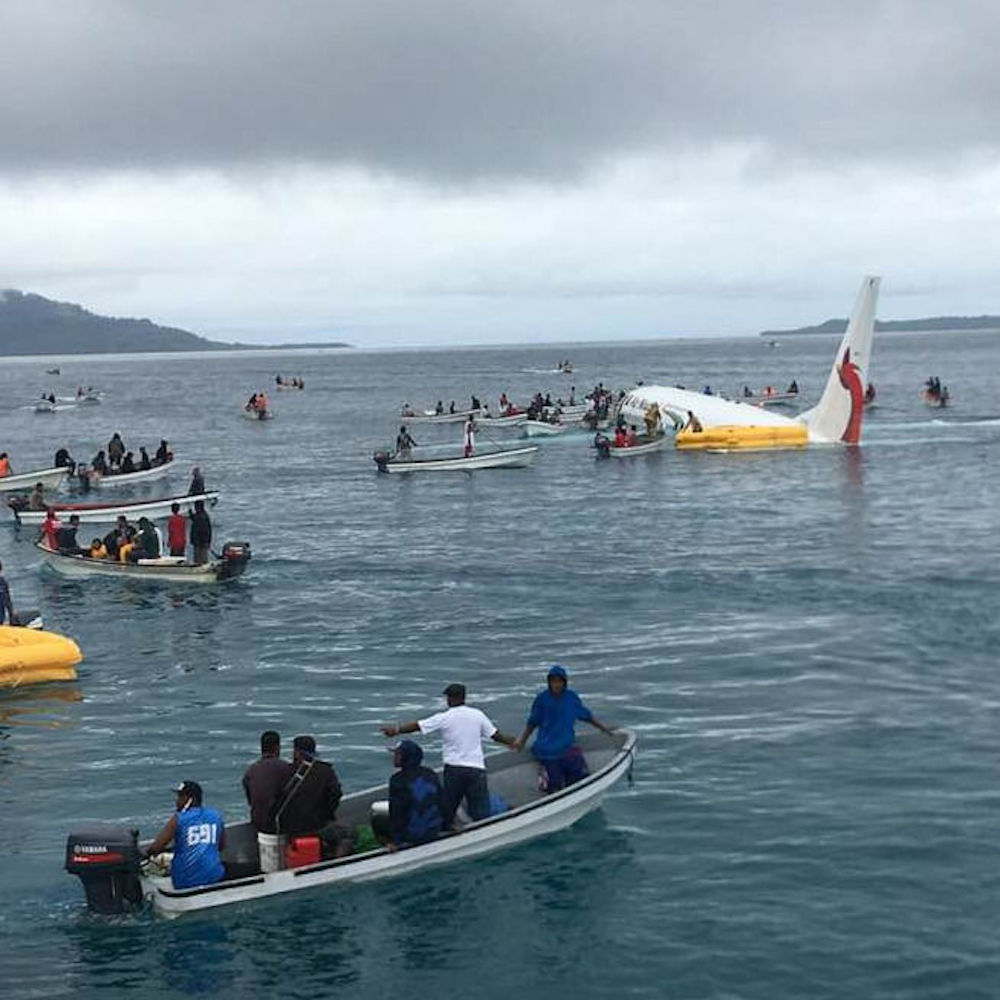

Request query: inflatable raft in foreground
[{"left": 0, "top": 625, "right": 83, "bottom": 688}]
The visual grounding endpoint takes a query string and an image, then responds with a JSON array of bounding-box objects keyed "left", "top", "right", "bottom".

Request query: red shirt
[{"left": 166, "top": 513, "right": 187, "bottom": 552}]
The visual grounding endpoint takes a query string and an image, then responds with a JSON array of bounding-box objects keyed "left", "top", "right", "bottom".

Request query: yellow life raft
[
  {"left": 0, "top": 626, "right": 83, "bottom": 688},
  {"left": 675, "top": 424, "right": 809, "bottom": 452}
]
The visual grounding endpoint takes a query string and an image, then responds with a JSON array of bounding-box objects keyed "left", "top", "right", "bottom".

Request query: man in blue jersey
[
  {"left": 143, "top": 781, "right": 226, "bottom": 889},
  {"left": 514, "top": 665, "right": 614, "bottom": 792}
]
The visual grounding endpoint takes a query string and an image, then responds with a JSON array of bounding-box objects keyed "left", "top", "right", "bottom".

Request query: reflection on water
[{"left": 0, "top": 684, "right": 83, "bottom": 730}]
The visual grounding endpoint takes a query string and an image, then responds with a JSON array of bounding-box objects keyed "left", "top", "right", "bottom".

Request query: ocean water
[{"left": 1, "top": 331, "right": 999, "bottom": 999}]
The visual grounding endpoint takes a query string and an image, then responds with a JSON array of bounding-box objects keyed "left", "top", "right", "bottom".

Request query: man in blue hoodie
[
  {"left": 387, "top": 740, "right": 445, "bottom": 849},
  {"left": 514, "top": 665, "right": 614, "bottom": 792}
]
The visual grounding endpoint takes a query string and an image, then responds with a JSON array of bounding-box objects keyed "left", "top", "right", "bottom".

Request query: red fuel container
[{"left": 285, "top": 836, "right": 321, "bottom": 868}]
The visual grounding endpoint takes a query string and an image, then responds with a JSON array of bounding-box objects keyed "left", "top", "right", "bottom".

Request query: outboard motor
[
  {"left": 373, "top": 450, "right": 390, "bottom": 472},
  {"left": 218, "top": 540, "right": 252, "bottom": 580},
  {"left": 65, "top": 824, "right": 143, "bottom": 914}
]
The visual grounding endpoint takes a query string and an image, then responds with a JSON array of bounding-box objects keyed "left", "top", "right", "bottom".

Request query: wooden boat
[
  {"left": 10, "top": 491, "right": 219, "bottom": 526},
  {"left": 0, "top": 624, "right": 82, "bottom": 688},
  {"left": 0, "top": 466, "right": 71, "bottom": 495},
  {"left": 92, "top": 459, "right": 176, "bottom": 489},
  {"left": 607, "top": 432, "right": 668, "bottom": 457},
  {"left": 36, "top": 540, "right": 251, "bottom": 584},
  {"left": 374, "top": 445, "right": 538, "bottom": 473},
  {"left": 66, "top": 729, "right": 636, "bottom": 918}
]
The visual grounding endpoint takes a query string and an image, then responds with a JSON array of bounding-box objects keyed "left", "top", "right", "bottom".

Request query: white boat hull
[
  {"left": 0, "top": 467, "right": 70, "bottom": 494},
  {"left": 407, "top": 409, "right": 481, "bottom": 424},
  {"left": 12, "top": 491, "right": 219, "bottom": 526},
  {"left": 479, "top": 413, "right": 527, "bottom": 427},
  {"left": 140, "top": 729, "right": 636, "bottom": 917},
  {"left": 376, "top": 446, "right": 538, "bottom": 473},
  {"left": 36, "top": 542, "right": 248, "bottom": 584},
  {"left": 609, "top": 434, "right": 668, "bottom": 457},
  {"left": 92, "top": 460, "right": 176, "bottom": 488},
  {"left": 523, "top": 420, "right": 570, "bottom": 437}
]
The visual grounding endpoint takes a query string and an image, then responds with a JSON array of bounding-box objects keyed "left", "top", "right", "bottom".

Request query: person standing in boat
[
  {"left": 0, "top": 452, "right": 10, "bottom": 478},
  {"left": 514, "top": 665, "right": 614, "bottom": 792},
  {"left": 143, "top": 781, "right": 226, "bottom": 890},
  {"left": 107, "top": 432, "right": 125, "bottom": 471},
  {"left": 154, "top": 440, "right": 170, "bottom": 465},
  {"left": 120, "top": 451, "right": 136, "bottom": 475},
  {"left": 166, "top": 503, "right": 188, "bottom": 558},
  {"left": 0, "top": 560, "right": 15, "bottom": 624},
  {"left": 188, "top": 466, "right": 205, "bottom": 496},
  {"left": 386, "top": 740, "right": 445, "bottom": 849},
  {"left": 242, "top": 730, "right": 294, "bottom": 836},
  {"left": 463, "top": 416, "right": 476, "bottom": 458},
  {"left": 395, "top": 425, "right": 417, "bottom": 461},
  {"left": 381, "top": 683, "right": 517, "bottom": 827},
  {"left": 54, "top": 447, "right": 75, "bottom": 474},
  {"left": 189, "top": 499, "right": 212, "bottom": 565},
  {"left": 139, "top": 446, "right": 152, "bottom": 471}
]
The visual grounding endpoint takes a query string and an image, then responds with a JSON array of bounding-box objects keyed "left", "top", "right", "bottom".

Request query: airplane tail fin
[{"left": 800, "top": 276, "right": 880, "bottom": 444}]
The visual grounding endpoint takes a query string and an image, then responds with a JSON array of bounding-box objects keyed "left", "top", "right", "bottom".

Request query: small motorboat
[
  {"left": 91, "top": 458, "right": 176, "bottom": 489},
  {"left": 599, "top": 432, "right": 668, "bottom": 458},
  {"left": 0, "top": 466, "right": 71, "bottom": 495},
  {"left": 242, "top": 407, "right": 275, "bottom": 421},
  {"left": 1, "top": 621, "right": 82, "bottom": 688},
  {"left": 45, "top": 368, "right": 61, "bottom": 375},
  {"left": 522, "top": 420, "right": 570, "bottom": 438},
  {"left": 36, "top": 540, "right": 251, "bottom": 584},
  {"left": 9, "top": 490, "right": 219, "bottom": 526},
  {"left": 76, "top": 390, "right": 103, "bottom": 405},
  {"left": 373, "top": 445, "right": 539, "bottom": 473},
  {"left": 407, "top": 408, "right": 482, "bottom": 424},
  {"left": 65, "top": 728, "right": 636, "bottom": 918},
  {"left": 34, "top": 400, "right": 57, "bottom": 414}
]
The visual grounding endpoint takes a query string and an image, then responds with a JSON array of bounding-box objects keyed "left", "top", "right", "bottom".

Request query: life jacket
[{"left": 0, "top": 457, "right": 9, "bottom": 477}]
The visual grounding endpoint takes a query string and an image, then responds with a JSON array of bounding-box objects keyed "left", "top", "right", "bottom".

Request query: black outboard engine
[
  {"left": 10, "top": 607, "right": 43, "bottom": 629},
  {"left": 218, "top": 540, "right": 252, "bottom": 580},
  {"left": 373, "top": 450, "right": 390, "bottom": 472},
  {"left": 65, "top": 824, "right": 143, "bottom": 914}
]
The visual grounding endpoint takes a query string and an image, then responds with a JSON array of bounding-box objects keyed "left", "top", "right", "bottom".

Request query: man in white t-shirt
[{"left": 381, "top": 683, "right": 517, "bottom": 827}]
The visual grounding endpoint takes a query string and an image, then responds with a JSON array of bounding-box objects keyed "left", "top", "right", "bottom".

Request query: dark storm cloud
[{"left": 2, "top": 0, "right": 998, "bottom": 179}]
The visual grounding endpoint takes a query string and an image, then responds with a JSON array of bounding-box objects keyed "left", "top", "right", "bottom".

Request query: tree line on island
[
  {"left": 760, "top": 315, "right": 1000, "bottom": 337},
  {"left": 0, "top": 289, "right": 349, "bottom": 355}
]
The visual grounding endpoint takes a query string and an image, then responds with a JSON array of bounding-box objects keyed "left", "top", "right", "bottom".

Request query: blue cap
[{"left": 547, "top": 664, "right": 567, "bottom": 680}]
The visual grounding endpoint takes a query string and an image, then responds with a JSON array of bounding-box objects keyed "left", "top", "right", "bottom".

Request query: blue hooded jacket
[
  {"left": 389, "top": 740, "right": 444, "bottom": 844},
  {"left": 526, "top": 665, "right": 593, "bottom": 760}
]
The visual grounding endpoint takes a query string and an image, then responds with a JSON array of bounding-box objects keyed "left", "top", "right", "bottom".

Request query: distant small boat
[
  {"left": 747, "top": 391, "right": 800, "bottom": 408},
  {"left": 374, "top": 445, "right": 539, "bottom": 473},
  {"left": 407, "top": 408, "right": 481, "bottom": 424},
  {"left": 45, "top": 368, "right": 60, "bottom": 375},
  {"left": 242, "top": 408, "right": 275, "bottom": 421},
  {"left": 34, "top": 400, "right": 57, "bottom": 414}
]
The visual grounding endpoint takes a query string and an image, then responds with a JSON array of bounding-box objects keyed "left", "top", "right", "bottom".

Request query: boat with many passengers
[
  {"left": 9, "top": 491, "right": 219, "bottom": 526},
  {"left": 374, "top": 445, "right": 538, "bottom": 473},
  {"left": 0, "top": 466, "right": 71, "bottom": 494},
  {"left": 91, "top": 458, "right": 176, "bottom": 488},
  {"left": 36, "top": 540, "right": 251, "bottom": 584},
  {"left": 66, "top": 729, "right": 636, "bottom": 918}
]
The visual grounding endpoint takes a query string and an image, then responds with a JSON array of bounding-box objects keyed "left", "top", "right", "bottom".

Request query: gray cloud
[{"left": 3, "top": 0, "right": 999, "bottom": 180}]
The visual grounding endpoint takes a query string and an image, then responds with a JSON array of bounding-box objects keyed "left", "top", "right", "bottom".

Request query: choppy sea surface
[{"left": 1, "top": 331, "right": 999, "bottom": 1000}]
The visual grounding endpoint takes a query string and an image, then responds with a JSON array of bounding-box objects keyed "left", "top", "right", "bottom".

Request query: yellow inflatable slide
[{"left": 0, "top": 626, "right": 82, "bottom": 688}]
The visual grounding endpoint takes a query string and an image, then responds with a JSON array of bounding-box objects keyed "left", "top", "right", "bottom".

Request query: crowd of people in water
[{"left": 142, "top": 667, "right": 614, "bottom": 890}]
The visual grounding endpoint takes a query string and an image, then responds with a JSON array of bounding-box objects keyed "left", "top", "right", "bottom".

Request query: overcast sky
[{"left": 2, "top": 0, "right": 999, "bottom": 346}]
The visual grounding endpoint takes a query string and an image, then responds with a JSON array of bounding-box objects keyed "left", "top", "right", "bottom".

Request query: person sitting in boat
[
  {"left": 625, "top": 425, "right": 639, "bottom": 447},
  {"left": 243, "top": 730, "right": 294, "bottom": 836},
  {"left": 401, "top": 402, "right": 416, "bottom": 417},
  {"left": 703, "top": 385, "right": 713, "bottom": 396},
  {"left": 46, "top": 392, "right": 56, "bottom": 404},
  {"left": 0, "top": 560, "right": 14, "bottom": 625},
  {"left": 274, "top": 735, "right": 353, "bottom": 859},
  {"left": 499, "top": 392, "right": 510, "bottom": 412},
  {"left": 613, "top": 425, "right": 628, "bottom": 448},
  {"left": 275, "top": 374, "right": 283, "bottom": 385},
  {"left": 386, "top": 740, "right": 444, "bottom": 850},
  {"left": 395, "top": 425, "right": 417, "bottom": 461},
  {"left": 189, "top": 466, "right": 206, "bottom": 496},
  {"left": 449, "top": 400, "right": 456, "bottom": 414},
  {"left": 90, "top": 449, "right": 109, "bottom": 476},
  {"left": 155, "top": 439, "right": 171, "bottom": 466},
  {"left": 128, "top": 517, "right": 161, "bottom": 562},
  {"left": 435, "top": 400, "right": 444, "bottom": 415},
  {"left": 103, "top": 515, "right": 135, "bottom": 561},
  {"left": 686, "top": 410, "right": 704, "bottom": 433},
  {"left": 381, "top": 683, "right": 517, "bottom": 829},
  {"left": 56, "top": 514, "right": 85, "bottom": 555},
  {"left": 788, "top": 380, "right": 799, "bottom": 394},
  {"left": 107, "top": 432, "right": 125, "bottom": 471},
  {"left": 139, "top": 446, "right": 152, "bottom": 471},
  {"left": 471, "top": 395, "right": 481, "bottom": 412},
  {"left": 28, "top": 482, "right": 47, "bottom": 511},
  {"left": 40, "top": 509, "right": 63, "bottom": 550},
  {"left": 54, "top": 447, "right": 75, "bottom": 474},
  {"left": 120, "top": 452, "right": 136, "bottom": 475},
  {"left": 0, "top": 452, "right": 10, "bottom": 478},
  {"left": 142, "top": 781, "right": 226, "bottom": 890},
  {"left": 513, "top": 665, "right": 614, "bottom": 792},
  {"left": 865, "top": 383, "right": 876, "bottom": 404},
  {"left": 87, "top": 538, "right": 108, "bottom": 559},
  {"left": 743, "top": 385, "right": 753, "bottom": 397}
]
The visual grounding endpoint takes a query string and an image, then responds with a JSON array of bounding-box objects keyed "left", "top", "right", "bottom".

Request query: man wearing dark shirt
[
  {"left": 275, "top": 735, "right": 352, "bottom": 858},
  {"left": 0, "top": 560, "right": 14, "bottom": 624},
  {"left": 189, "top": 500, "right": 212, "bottom": 565},
  {"left": 242, "top": 730, "right": 294, "bottom": 834},
  {"left": 55, "top": 514, "right": 84, "bottom": 555},
  {"left": 388, "top": 739, "right": 444, "bottom": 849}
]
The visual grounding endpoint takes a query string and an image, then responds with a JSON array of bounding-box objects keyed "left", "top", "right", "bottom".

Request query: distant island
[
  {"left": 760, "top": 315, "right": 1000, "bottom": 337},
  {"left": 0, "top": 290, "right": 350, "bottom": 355}
]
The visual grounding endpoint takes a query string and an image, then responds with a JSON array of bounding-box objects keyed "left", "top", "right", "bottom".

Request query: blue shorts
[{"left": 538, "top": 746, "right": 589, "bottom": 791}]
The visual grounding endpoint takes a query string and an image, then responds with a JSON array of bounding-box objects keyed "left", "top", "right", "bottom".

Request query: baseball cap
[{"left": 443, "top": 682, "right": 466, "bottom": 699}]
